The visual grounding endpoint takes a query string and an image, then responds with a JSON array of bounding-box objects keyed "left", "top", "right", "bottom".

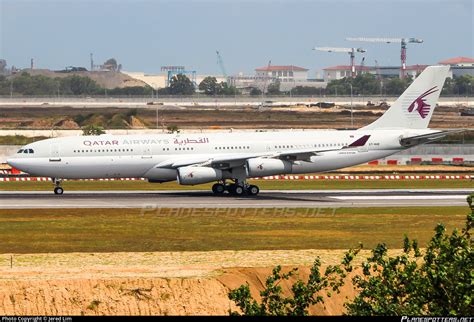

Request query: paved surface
[{"left": 0, "top": 189, "right": 471, "bottom": 209}]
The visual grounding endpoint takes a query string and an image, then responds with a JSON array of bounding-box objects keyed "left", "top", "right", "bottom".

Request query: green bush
[{"left": 228, "top": 196, "right": 474, "bottom": 316}]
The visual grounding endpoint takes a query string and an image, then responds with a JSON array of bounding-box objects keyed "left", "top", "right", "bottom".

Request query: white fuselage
[{"left": 7, "top": 128, "right": 434, "bottom": 182}]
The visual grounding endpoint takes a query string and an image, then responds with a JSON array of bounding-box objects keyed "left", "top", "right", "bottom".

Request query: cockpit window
[{"left": 19, "top": 149, "right": 34, "bottom": 154}]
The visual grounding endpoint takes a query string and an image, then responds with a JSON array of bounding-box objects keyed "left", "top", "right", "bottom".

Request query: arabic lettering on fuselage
[
  {"left": 82, "top": 137, "right": 210, "bottom": 146},
  {"left": 173, "top": 137, "right": 210, "bottom": 145}
]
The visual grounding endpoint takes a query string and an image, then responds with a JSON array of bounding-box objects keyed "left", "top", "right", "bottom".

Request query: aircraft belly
[
  {"left": 289, "top": 149, "right": 400, "bottom": 174},
  {"left": 23, "top": 157, "right": 155, "bottom": 179}
]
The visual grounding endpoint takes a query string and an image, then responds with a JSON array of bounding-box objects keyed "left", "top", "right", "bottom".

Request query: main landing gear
[
  {"left": 211, "top": 181, "right": 260, "bottom": 196},
  {"left": 52, "top": 178, "right": 64, "bottom": 195}
]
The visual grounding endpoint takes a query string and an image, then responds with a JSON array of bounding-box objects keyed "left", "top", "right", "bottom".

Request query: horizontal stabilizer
[{"left": 399, "top": 129, "right": 466, "bottom": 147}]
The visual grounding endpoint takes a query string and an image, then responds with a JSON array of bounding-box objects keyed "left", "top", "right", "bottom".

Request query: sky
[{"left": 0, "top": 0, "right": 473, "bottom": 77}]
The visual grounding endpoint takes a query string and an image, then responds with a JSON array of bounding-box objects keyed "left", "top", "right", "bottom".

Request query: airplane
[{"left": 7, "top": 65, "right": 458, "bottom": 196}]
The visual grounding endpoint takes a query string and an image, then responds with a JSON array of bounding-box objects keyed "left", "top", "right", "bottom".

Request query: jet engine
[
  {"left": 177, "top": 166, "right": 223, "bottom": 185},
  {"left": 246, "top": 158, "right": 292, "bottom": 177},
  {"left": 144, "top": 167, "right": 177, "bottom": 183}
]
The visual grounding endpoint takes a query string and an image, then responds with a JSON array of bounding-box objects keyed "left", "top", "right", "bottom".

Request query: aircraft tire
[
  {"left": 54, "top": 187, "right": 64, "bottom": 195},
  {"left": 212, "top": 183, "right": 225, "bottom": 194},
  {"left": 233, "top": 185, "right": 245, "bottom": 196},
  {"left": 247, "top": 185, "right": 260, "bottom": 196}
]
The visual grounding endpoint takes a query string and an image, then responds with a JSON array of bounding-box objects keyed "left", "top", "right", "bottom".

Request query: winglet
[{"left": 347, "top": 135, "right": 371, "bottom": 148}]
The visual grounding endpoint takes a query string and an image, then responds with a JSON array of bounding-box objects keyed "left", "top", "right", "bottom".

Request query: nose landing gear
[{"left": 52, "top": 178, "right": 64, "bottom": 195}]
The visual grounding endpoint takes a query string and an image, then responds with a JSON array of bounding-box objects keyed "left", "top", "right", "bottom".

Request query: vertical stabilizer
[{"left": 361, "top": 65, "right": 450, "bottom": 130}]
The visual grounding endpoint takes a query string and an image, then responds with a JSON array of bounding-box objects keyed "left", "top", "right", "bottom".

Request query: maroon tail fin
[{"left": 347, "top": 135, "right": 370, "bottom": 148}]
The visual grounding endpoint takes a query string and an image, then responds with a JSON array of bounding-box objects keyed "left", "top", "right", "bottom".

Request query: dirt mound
[
  {"left": 53, "top": 118, "right": 80, "bottom": 129},
  {"left": 129, "top": 116, "right": 146, "bottom": 129},
  {"left": 0, "top": 267, "right": 356, "bottom": 316},
  {"left": 0, "top": 250, "right": 371, "bottom": 315},
  {"left": 30, "top": 118, "right": 56, "bottom": 128},
  {"left": 0, "top": 277, "right": 236, "bottom": 316},
  {"left": 18, "top": 69, "right": 147, "bottom": 89}
]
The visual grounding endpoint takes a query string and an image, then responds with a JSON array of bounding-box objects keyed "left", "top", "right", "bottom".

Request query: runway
[{"left": 0, "top": 189, "right": 471, "bottom": 209}]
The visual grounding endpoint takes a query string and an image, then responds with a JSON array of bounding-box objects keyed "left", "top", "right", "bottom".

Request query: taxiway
[{"left": 0, "top": 189, "right": 470, "bottom": 209}]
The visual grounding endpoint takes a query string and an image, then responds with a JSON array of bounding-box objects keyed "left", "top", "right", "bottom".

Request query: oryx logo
[
  {"left": 407, "top": 86, "right": 438, "bottom": 119},
  {"left": 257, "top": 163, "right": 264, "bottom": 170},
  {"left": 188, "top": 172, "right": 194, "bottom": 178}
]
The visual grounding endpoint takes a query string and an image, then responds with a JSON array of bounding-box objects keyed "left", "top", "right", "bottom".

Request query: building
[
  {"left": 322, "top": 57, "right": 474, "bottom": 81},
  {"left": 229, "top": 65, "right": 326, "bottom": 92},
  {"left": 323, "top": 64, "right": 428, "bottom": 81},
  {"left": 438, "top": 57, "right": 474, "bottom": 78},
  {"left": 255, "top": 65, "right": 308, "bottom": 83},
  {"left": 323, "top": 65, "right": 371, "bottom": 81}
]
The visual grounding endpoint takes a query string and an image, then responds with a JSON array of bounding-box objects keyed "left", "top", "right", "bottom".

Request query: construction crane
[
  {"left": 346, "top": 37, "right": 423, "bottom": 78},
  {"left": 216, "top": 50, "right": 228, "bottom": 83},
  {"left": 313, "top": 47, "right": 366, "bottom": 78}
]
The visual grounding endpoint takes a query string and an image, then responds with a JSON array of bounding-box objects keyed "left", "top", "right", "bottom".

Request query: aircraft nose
[
  {"left": 6, "top": 158, "right": 17, "bottom": 167},
  {"left": 6, "top": 158, "right": 25, "bottom": 172}
]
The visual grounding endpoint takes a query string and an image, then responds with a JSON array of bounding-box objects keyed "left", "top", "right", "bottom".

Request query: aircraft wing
[
  {"left": 399, "top": 129, "right": 466, "bottom": 147},
  {"left": 155, "top": 135, "right": 371, "bottom": 169},
  {"left": 155, "top": 152, "right": 272, "bottom": 169},
  {"left": 275, "top": 135, "right": 371, "bottom": 161}
]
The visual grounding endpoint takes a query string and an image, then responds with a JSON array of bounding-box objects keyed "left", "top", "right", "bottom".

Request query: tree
[
  {"left": 168, "top": 74, "right": 195, "bottom": 95},
  {"left": 157, "top": 87, "right": 170, "bottom": 95},
  {"left": 326, "top": 78, "right": 351, "bottom": 95},
  {"left": 60, "top": 75, "right": 101, "bottom": 95},
  {"left": 218, "top": 82, "right": 240, "bottom": 95},
  {"left": 108, "top": 86, "right": 153, "bottom": 96},
  {"left": 345, "top": 198, "right": 473, "bottom": 316},
  {"left": 167, "top": 124, "right": 180, "bottom": 134},
  {"left": 351, "top": 74, "right": 381, "bottom": 95},
  {"left": 384, "top": 77, "right": 412, "bottom": 95},
  {"left": 228, "top": 196, "right": 474, "bottom": 316},
  {"left": 199, "top": 76, "right": 220, "bottom": 95},
  {"left": 267, "top": 81, "right": 281, "bottom": 95},
  {"left": 453, "top": 75, "right": 474, "bottom": 95},
  {"left": 228, "top": 248, "right": 361, "bottom": 316},
  {"left": 82, "top": 125, "right": 105, "bottom": 136},
  {"left": 103, "top": 58, "right": 118, "bottom": 72},
  {"left": 249, "top": 87, "right": 262, "bottom": 96},
  {"left": 291, "top": 86, "right": 321, "bottom": 96}
]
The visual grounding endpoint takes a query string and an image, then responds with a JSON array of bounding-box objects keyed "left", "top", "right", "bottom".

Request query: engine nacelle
[
  {"left": 177, "top": 166, "right": 223, "bottom": 185},
  {"left": 143, "top": 168, "right": 177, "bottom": 183},
  {"left": 246, "top": 158, "right": 292, "bottom": 177}
]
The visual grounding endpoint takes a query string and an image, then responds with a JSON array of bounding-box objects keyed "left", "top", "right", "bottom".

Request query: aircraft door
[{"left": 49, "top": 143, "right": 61, "bottom": 162}]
